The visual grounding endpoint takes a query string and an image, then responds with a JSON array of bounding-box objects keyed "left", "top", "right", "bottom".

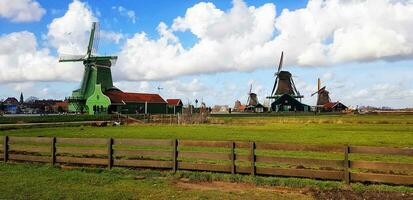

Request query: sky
[{"left": 0, "top": 0, "right": 413, "bottom": 108}]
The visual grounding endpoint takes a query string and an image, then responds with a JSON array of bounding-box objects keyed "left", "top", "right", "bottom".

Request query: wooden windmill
[
  {"left": 311, "top": 78, "right": 331, "bottom": 106},
  {"left": 246, "top": 84, "right": 258, "bottom": 107},
  {"left": 267, "top": 51, "right": 303, "bottom": 100}
]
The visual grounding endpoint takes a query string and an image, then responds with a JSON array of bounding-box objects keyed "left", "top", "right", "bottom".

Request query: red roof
[
  {"left": 167, "top": 99, "right": 183, "bottom": 106},
  {"left": 323, "top": 102, "right": 344, "bottom": 109},
  {"left": 105, "top": 92, "right": 166, "bottom": 104}
]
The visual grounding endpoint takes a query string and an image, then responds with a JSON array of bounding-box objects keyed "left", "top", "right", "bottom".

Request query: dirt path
[
  {"left": 175, "top": 181, "right": 313, "bottom": 199},
  {"left": 175, "top": 181, "right": 413, "bottom": 200}
]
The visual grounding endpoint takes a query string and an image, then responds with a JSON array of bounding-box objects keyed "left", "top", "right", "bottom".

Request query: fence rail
[{"left": 1, "top": 136, "right": 412, "bottom": 186}]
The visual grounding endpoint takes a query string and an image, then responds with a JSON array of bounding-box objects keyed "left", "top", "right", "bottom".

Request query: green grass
[
  {"left": 1, "top": 115, "right": 413, "bottom": 198},
  {"left": 1, "top": 162, "right": 412, "bottom": 200},
  {"left": 0, "top": 162, "right": 313, "bottom": 200},
  {"left": 2, "top": 114, "right": 412, "bottom": 164},
  {"left": 2, "top": 118, "right": 413, "bottom": 147},
  {"left": 0, "top": 115, "right": 113, "bottom": 124}
]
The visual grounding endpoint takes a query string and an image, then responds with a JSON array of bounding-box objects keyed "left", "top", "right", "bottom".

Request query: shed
[{"left": 166, "top": 99, "right": 183, "bottom": 114}]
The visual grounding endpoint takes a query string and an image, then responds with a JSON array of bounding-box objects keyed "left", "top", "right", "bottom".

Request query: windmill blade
[
  {"left": 87, "top": 22, "right": 98, "bottom": 57},
  {"left": 94, "top": 56, "right": 118, "bottom": 61},
  {"left": 311, "top": 86, "right": 326, "bottom": 96},
  {"left": 59, "top": 54, "right": 85, "bottom": 62},
  {"left": 93, "top": 22, "right": 100, "bottom": 54},
  {"left": 290, "top": 77, "right": 300, "bottom": 96},
  {"left": 311, "top": 91, "right": 318, "bottom": 97},
  {"left": 249, "top": 84, "right": 252, "bottom": 94},
  {"left": 270, "top": 77, "right": 278, "bottom": 96},
  {"left": 277, "top": 51, "right": 284, "bottom": 74}
]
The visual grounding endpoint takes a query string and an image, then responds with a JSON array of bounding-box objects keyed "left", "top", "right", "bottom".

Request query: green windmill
[{"left": 59, "top": 22, "right": 119, "bottom": 114}]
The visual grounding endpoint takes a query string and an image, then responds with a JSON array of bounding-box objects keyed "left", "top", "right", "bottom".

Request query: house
[
  {"left": 323, "top": 102, "right": 348, "bottom": 112},
  {"left": 2, "top": 97, "right": 19, "bottom": 114},
  {"left": 52, "top": 101, "right": 69, "bottom": 113},
  {"left": 166, "top": 99, "right": 183, "bottom": 114},
  {"left": 271, "top": 94, "right": 310, "bottom": 112},
  {"left": 105, "top": 91, "right": 167, "bottom": 114}
]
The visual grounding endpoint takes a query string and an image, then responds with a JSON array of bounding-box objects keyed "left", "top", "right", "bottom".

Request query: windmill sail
[{"left": 271, "top": 51, "right": 284, "bottom": 96}]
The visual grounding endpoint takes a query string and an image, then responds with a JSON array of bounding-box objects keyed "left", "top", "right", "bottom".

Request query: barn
[
  {"left": 105, "top": 91, "right": 167, "bottom": 114},
  {"left": 271, "top": 94, "right": 310, "bottom": 112}
]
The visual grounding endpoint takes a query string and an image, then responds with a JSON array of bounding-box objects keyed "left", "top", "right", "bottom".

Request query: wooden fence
[{"left": 1, "top": 136, "right": 412, "bottom": 185}]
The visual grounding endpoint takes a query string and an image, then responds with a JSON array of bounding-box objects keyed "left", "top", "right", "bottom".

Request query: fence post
[
  {"left": 343, "top": 145, "right": 350, "bottom": 184},
  {"left": 108, "top": 138, "right": 113, "bottom": 169},
  {"left": 230, "top": 141, "right": 235, "bottom": 174},
  {"left": 250, "top": 142, "right": 255, "bottom": 176},
  {"left": 51, "top": 137, "right": 56, "bottom": 165},
  {"left": 3, "top": 136, "right": 8, "bottom": 162},
  {"left": 172, "top": 139, "right": 178, "bottom": 172}
]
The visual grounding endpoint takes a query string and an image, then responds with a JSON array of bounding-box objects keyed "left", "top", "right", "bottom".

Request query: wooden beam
[
  {"left": 172, "top": 139, "right": 178, "bottom": 172},
  {"left": 108, "top": 138, "right": 113, "bottom": 169},
  {"left": 3, "top": 136, "right": 8, "bottom": 162},
  {"left": 344, "top": 145, "right": 350, "bottom": 184},
  {"left": 250, "top": 142, "right": 256, "bottom": 176},
  {"left": 231, "top": 141, "right": 235, "bottom": 174},
  {"left": 51, "top": 137, "right": 56, "bottom": 165}
]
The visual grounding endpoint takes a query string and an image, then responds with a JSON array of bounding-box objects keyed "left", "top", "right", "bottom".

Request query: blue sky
[{"left": 0, "top": 0, "right": 413, "bottom": 108}]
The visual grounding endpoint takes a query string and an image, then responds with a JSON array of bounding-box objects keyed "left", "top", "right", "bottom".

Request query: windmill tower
[
  {"left": 267, "top": 51, "right": 303, "bottom": 100},
  {"left": 59, "top": 22, "right": 118, "bottom": 114},
  {"left": 311, "top": 78, "right": 331, "bottom": 106}
]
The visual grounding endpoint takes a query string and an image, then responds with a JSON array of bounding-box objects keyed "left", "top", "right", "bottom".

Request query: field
[
  {"left": 0, "top": 114, "right": 412, "bottom": 199},
  {"left": 1, "top": 163, "right": 316, "bottom": 200},
  {"left": 2, "top": 114, "right": 413, "bottom": 147}
]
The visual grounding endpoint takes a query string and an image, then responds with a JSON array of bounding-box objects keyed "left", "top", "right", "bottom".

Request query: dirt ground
[
  {"left": 310, "top": 189, "right": 413, "bottom": 200},
  {"left": 175, "top": 180, "right": 413, "bottom": 200}
]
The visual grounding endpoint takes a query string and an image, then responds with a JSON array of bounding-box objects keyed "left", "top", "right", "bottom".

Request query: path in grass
[{"left": 0, "top": 163, "right": 311, "bottom": 200}]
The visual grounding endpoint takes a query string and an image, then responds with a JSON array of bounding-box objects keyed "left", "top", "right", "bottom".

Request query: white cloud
[
  {"left": 0, "top": 0, "right": 45, "bottom": 22},
  {"left": 112, "top": 6, "right": 136, "bottom": 24},
  {"left": 116, "top": 0, "right": 413, "bottom": 82},
  {"left": 0, "top": 31, "right": 72, "bottom": 83},
  {"left": 116, "top": 0, "right": 277, "bottom": 81},
  {"left": 100, "top": 30, "right": 125, "bottom": 44},
  {"left": 6, "top": 82, "right": 35, "bottom": 92},
  {"left": 0, "top": 0, "right": 99, "bottom": 83},
  {"left": 114, "top": 81, "right": 150, "bottom": 93},
  {"left": 48, "top": 0, "right": 97, "bottom": 55}
]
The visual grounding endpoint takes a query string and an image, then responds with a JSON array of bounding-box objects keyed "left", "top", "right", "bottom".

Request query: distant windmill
[
  {"left": 246, "top": 84, "right": 258, "bottom": 106},
  {"left": 268, "top": 51, "right": 303, "bottom": 100},
  {"left": 311, "top": 78, "right": 331, "bottom": 106}
]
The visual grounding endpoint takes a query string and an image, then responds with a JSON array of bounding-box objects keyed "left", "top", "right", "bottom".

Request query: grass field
[
  {"left": 0, "top": 115, "right": 113, "bottom": 124},
  {"left": 2, "top": 115, "right": 413, "bottom": 147},
  {"left": 0, "top": 162, "right": 314, "bottom": 200},
  {"left": 1, "top": 114, "right": 412, "bottom": 199},
  {"left": 1, "top": 162, "right": 412, "bottom": 200}
]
